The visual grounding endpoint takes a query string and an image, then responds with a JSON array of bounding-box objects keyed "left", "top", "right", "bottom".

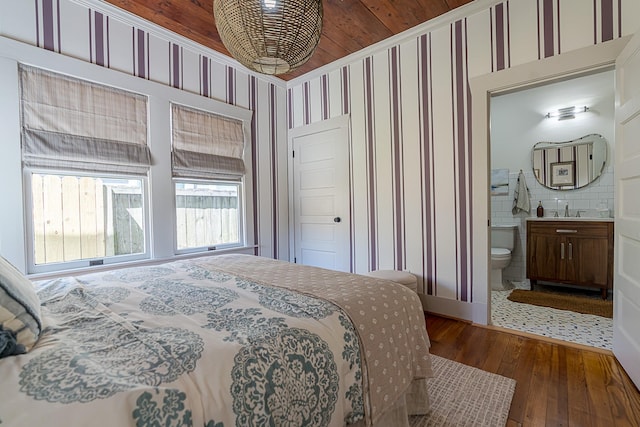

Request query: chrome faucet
[{"left": 564, "top": 203, "right": 570, "bottom": 217}]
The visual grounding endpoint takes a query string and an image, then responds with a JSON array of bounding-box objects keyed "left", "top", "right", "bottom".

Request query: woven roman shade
[
  {"left": 171, "top": 103, "right": 245, "bottom": 180},
  {"left": 214, "top": 0, "right": 323, "bottom": 75},
  {"left": 19, "top": 65, "right": 150, "bottom": 175}
]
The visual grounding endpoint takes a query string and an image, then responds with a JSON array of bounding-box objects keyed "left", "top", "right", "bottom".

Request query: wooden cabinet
[{"left": 526, "top": 220, "right": 613, "bottom": 299}]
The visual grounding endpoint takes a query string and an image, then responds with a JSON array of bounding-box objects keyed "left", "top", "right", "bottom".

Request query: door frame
[
  {"left": 469, "top": 37, "right": 631, "bottom": 325},
  {"left": 287, "top": 114, "right": 352, "bottom": 265}
]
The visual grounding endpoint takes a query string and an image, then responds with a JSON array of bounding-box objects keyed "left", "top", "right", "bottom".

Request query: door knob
[{"left": 333, "top": 217, "right": 341, "bottom": 223}]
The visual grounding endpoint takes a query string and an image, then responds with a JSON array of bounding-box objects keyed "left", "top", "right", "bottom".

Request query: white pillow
[{"left": 0, "top": 256, "right": 42, "bottom": 357}]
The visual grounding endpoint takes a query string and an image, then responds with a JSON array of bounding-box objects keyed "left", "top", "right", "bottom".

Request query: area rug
[
  {"left": 410, "top": 355, "right": 516, "bottom": 427},
  {"left": 507, "top": 289, "right": 613, "bottom": 318}
]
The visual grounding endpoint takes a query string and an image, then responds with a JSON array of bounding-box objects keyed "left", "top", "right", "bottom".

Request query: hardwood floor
[{"left": 425, "top": 314, "right": 640, "bottom": 427}]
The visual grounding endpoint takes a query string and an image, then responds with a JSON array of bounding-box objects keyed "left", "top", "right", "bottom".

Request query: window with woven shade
[
  {"left": 19, "top": 65, "right": 150, "bottom": 272},
  {"left": 170, "top": 103, "right": 246, "bottom": 252}
]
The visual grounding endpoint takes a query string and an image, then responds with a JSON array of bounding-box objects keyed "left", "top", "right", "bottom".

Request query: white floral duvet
[{"left": 0, "top": 254, "right": 431, "bottom": 426}]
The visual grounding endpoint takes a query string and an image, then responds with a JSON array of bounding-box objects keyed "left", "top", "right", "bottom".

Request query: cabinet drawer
[{"left": 527, "top": 221, "right": 611, "bottom": 238}]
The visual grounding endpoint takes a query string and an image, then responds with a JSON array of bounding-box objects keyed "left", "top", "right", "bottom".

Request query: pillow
[{"left": 0, "top": 256, "right": 42, "bottom": 357}]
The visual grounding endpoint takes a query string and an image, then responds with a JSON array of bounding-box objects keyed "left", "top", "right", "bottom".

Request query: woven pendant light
[{"left": 214, "top": 0, "right": 323, "bottom": 75}]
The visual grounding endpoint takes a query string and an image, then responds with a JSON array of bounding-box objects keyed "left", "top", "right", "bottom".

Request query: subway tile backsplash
[{"left": 491, "top": 166, "right": 614, "bottom": 283}]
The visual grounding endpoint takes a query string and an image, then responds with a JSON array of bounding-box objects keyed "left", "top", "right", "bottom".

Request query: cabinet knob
[{"left": 333, "top": 217, "right": 341, "bottom": 223}]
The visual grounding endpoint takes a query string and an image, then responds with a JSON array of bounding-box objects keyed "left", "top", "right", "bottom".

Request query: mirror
[{"left": 531, "top": 134, "right": 607, "bottom": 190}]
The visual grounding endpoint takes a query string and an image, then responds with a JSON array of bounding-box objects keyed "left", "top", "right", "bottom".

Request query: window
[
  {"left": 171, "top": 104, "right": 246, "bottom": 253},
  {"left": 174, "top": 181, "right": 242, "bottom": 251},
  {"left": 9, "top": 59, "right": 252, "bottom": 275},
  {"left": 19, "top": 65, "right": 150, "bottom": 272},
  {"left": 27, "top": 172, "right": 146, "bottom": 268}
]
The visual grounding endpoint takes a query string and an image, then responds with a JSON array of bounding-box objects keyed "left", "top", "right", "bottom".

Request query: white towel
[{"left": 512, "top": 171, "right": 531, "bottom": 215}]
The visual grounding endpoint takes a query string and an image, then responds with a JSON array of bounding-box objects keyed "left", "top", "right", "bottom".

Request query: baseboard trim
[{"left": 419, "top": 294, "right": 479, "bottom": 323}]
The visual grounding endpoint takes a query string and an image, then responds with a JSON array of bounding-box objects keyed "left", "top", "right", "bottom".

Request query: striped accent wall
[
  {"left": 537, "top": 0, "right": 560, "bottom": 58},
  {"left": 2, "top": 0, "right": 638, "bottom": 308},
  {"left": 225, "top": 65, "right": 236, "bottom": 105},
  {"left": 491, "top": 2, "right": 510, "bottom": 71},
  {"left": 132, "top": 28, "right": 148, "bottom": 79},
  {"left": 287, "top": 87, "right": 294, "bottom": 129},
  {"left": 199, "top": 54, "right": 210, "bottom": 97},
  {"left": 302, "top": 81, "right": 311, "bottom": 125},
  {"left": 248, "top": 75, "right": 260, "bottom": 256},
  {"left": 287, "top": 0, "right": 638, "bottom": 304},
  {"left": 363, "top": 56, "right": 378, "bottom": 271},
  {"left": 341, "top": 65, "right": 351, "bottom": 115},
  {"left": 450, "top": 19, "right": 472, "bottom": 302},
  {"left": 89, "top": 10, "right": 109, "bottom": 67},
  {"left": 389, "top": 46, "right": 406, "bottom": 271},
  {"left": 320, "top": 74, "right": 329, "bottom": 120},
  {"left": 269, "top": 83, "right": 279, "bottom": 259},
  {"left": 36, "top": 0, "right": 61, "bottom": 52},
  {"left": 0, "top": 0, "right": 289, "bottom": 262},
  {"left": 418, "top": 33, "right": 436, "bottom": 296},
  {"left": 169, "top": 43, "right": 182, "bottom": 89},
  {"left": 595, "top": 0, "right": 622, "bottom": 43}
]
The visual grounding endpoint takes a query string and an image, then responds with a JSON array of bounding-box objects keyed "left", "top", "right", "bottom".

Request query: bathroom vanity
[{"left": 526, "top": 219, "right": 613, "bottom": 299}]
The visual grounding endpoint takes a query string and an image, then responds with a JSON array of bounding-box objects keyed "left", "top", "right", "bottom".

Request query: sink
[{"left": 527, "top": 217, "right": 613, "bottom": 222}]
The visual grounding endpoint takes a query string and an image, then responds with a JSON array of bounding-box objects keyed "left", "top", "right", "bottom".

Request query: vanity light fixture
[{"left": 545, "top": 106, "right": 589, "bottom": 120}]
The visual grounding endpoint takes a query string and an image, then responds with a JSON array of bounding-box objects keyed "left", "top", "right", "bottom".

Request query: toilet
[{"left": 491, "top": 225, "right": 517, "bottom": 290}]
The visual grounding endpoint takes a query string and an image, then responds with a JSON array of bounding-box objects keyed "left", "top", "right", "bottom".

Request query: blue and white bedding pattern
[{"left": 0, "top": 254, "right": 432, "bottom": 426}]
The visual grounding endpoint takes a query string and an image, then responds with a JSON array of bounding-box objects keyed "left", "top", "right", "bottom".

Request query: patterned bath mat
[{"left": 410, "top": 355, "right": 516, "bottom": 427}]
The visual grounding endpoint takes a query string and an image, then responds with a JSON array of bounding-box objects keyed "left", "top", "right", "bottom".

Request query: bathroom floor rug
[{"left": 507, "top": 289, "right": 613, "bottom": 318}]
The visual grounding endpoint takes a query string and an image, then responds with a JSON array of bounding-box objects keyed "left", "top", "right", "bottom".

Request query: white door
[
  {"left": 613, "top": 30, "right": 640, "bottom": 388},
  {"left": 290, "top": 116, "right": 350, "bottom": 272}
]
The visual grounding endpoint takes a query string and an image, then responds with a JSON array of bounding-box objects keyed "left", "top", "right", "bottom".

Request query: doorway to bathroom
[{"left": 489, "top": 69, "right": 615, "bottom": 351}]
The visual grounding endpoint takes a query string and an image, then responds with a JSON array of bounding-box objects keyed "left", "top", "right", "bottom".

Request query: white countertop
[{"left": 526, "top": 217, "right": 614, "bottom": 222}]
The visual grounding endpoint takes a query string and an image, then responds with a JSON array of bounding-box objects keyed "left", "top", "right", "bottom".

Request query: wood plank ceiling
[{"left": 104, "top": 0, "right": 474, "bottom": 81}]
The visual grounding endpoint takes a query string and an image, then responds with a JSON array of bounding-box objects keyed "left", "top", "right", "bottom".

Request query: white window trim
[{"left": 0, "top": 36, "right": 255, "bottom": 275}]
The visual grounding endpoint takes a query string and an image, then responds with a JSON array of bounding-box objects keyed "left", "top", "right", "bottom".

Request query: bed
[{"left": 0, "top": 253, "right": 432, "bottom": 426}]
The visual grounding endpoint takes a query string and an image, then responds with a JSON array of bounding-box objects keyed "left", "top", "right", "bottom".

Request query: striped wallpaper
[
  {"left": 1, "top": 0, "right": 639, "bottom": 310},
  {"left": 287, "top": 0, "right": 639, "bottom": 304},
  {"left": 0, "top": 0, "right": 290, "bottom": 261}
]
